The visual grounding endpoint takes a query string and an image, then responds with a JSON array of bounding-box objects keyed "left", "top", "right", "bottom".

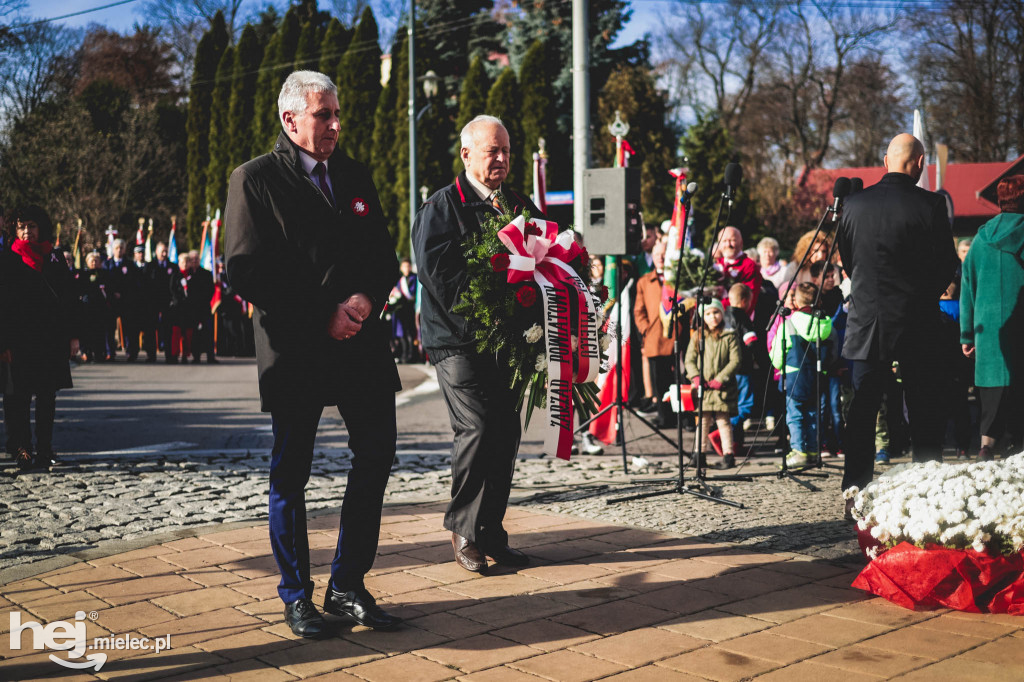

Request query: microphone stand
[
  {"left": 576, "top": 261, "right": 682, "bottom": 477},
  {"left": 733, "top": 199, "right": 837, "bottom": 489},
  {"left": 809, "top": 229, "right": 847, "bottom": 472},
  {"left": 608, "top": 184, "right": 746, "bottom": 507}
]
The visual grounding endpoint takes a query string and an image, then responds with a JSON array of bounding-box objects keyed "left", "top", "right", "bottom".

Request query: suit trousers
[
  {"left": 269, "top": 388, "right": 396, "bottom": 604},
  {"left": 5, "top": 391, "right": 56, "bottom": 453},
  {"left": 842, "top": 330, "right": 949, "bottom": 491},
  {"left": 434, "top": 351, "right": 521, "bottom": 548}
]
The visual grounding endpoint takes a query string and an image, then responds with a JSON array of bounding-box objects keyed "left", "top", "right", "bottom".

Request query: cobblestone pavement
[{"left": 2, "top": 359, "right": 872, "bottom": 579}]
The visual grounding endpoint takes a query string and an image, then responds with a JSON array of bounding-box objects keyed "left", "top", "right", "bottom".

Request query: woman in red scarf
[{"left": 0, "top": 205, "right": 79, "bottom": 471}]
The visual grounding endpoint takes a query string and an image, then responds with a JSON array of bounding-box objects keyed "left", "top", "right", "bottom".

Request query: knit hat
[{"left": 697, "top": 298, "right": 725, "bottom": 318}]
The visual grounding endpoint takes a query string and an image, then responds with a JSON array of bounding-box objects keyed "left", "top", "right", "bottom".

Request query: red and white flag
[{"left": 589, "top": 280, "right": 633, "bottom": 445}]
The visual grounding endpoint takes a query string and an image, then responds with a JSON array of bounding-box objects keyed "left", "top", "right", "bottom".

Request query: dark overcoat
[
  {"left": 837, "top": 172, "right": 958, "bottom": 362},
  {"left": 0, "top": 250, "right": 76, "bottom": 395},
  {"left": 224, "top": 132, "right": 400, "bottom": 412}
]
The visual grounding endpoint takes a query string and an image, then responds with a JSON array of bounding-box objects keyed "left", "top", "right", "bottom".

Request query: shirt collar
[
  {"left": 297, "top": 149, "right": 326, "bottom": 177},
  {"left": 465, "top": 172, "right": 499, "bottom": 202}
]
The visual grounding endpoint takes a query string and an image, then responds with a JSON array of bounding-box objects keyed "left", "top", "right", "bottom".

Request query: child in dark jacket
[
  {"left": 769, "top": 282, "right": 836, "bottom": 468},
  {"left": 726, "top": 284, "right": 758, "bottom": 445}
]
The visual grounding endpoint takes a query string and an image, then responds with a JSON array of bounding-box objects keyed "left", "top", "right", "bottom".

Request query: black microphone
[
  {"left": 831, "top": 176, "right": 852, "bottom": 222},
  {"left": 724, "top": 163, "right": 742, "bottom": 205},
  {"left": 850, "top": 177, "right": 864, "bottom": 193},
  {"left": 679, "top": 181, "right": 698, "bottom": 207}
]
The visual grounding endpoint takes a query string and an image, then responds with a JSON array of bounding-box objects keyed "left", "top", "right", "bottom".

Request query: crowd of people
[{"left": 0, "top": 206, "right": 263, "bottom": 470}]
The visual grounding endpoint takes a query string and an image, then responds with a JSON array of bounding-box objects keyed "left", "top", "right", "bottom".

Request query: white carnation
[
  {"left": 534, "top": 354, "right": 547, "bottom": 372},
  {"left": 523, "top": 324, "right": 544, "bottom": 344},
  {"left": 600, "top": 334, "right": 611, "bottom": 352}
]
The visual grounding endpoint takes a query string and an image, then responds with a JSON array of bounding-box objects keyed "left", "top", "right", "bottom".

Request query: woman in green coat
[
  {"left": 684, "top": 299, "right": 741, "bottom": 468},
  {"left": 960, "top": 175, "right": 1024, "bottom": 460}
]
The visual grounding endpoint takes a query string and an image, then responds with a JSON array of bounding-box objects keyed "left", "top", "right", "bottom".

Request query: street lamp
[{"left": 416, "top": 71, "right": 438, "bottom": 121}]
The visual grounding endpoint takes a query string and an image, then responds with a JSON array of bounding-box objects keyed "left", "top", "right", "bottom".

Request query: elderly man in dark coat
[
  {"left": 413, "top": 115, "right": 543, "bottom": 574},
  {"left": 225, "top": 70, "right": 401, "bottom": 638},
  {"left": 837, "top": 133, "right": 958, "bottom": 515}
]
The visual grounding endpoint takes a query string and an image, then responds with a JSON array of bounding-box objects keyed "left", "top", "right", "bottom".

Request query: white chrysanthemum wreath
[{"left": 845, "top": 453, "right": 1024, "bottom": 559}]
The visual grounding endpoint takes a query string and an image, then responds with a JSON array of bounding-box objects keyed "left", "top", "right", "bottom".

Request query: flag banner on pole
[
  {"left": 144, "top": 220, "right": 153, "bottom": 262},
  {"left": 168, "top": 218, "right": 178, "bottom": 264},
  {"left": 72, "top": 221, "right": 82, "bottom": 270},
  {"left": 589, "top": 280, "right": 633, "bottom": 445},
  {"left": 616, "top": 138, "right": 635, "bottom": 168},
  {"left": 914, "top": 109, "right": 930, "bottom": 191},
  {"left": 532, "top": 149, "right": 548, "bottom": 215},
  {"left": 660, "top": 169, "right": 690, "bottom": 331}
]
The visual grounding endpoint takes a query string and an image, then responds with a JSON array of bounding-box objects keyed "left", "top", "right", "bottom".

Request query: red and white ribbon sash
[{"left": 498, "top": 215, "right": 599, "bottom": 459}]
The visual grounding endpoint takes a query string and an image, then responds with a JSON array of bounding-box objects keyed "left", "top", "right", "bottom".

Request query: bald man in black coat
[{"left": 837, "top": 133, "right": 958, "bottom": 512}]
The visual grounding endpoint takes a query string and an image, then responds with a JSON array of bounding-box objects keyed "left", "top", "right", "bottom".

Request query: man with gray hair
[
  {"left": 103, "top": 237, "right": 129, "bottom": 360},
  {"left": 225, "top": 70, "right": 402, "bottom": 637},
  {"left": 413, "top": 115, "right": 544, "bottom": 574}
]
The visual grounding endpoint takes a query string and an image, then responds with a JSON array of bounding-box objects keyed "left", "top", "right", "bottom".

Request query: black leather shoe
[
  {"left": 481, "top": 543, "right": 530, "bottom": 567},
  {"left": 452, "top": 532, "right": 487, "bottom": 573},
  {"left": 284, "top": 598, "right": 327, "bottom": 639},
  {"left": 323, "top": 588, "right": 402, "bottom": 631},
  {"left": 710, "top": 454, "right": 736, "bottom": 470}
]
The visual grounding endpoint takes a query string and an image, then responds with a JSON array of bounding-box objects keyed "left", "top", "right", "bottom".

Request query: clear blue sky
[{"left": 23, "top": 0, "right": 662, "bottom": 48}]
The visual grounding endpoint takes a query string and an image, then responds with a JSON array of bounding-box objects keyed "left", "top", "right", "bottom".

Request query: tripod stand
[
  {"left": 733, "top": 178, "right": 852, "bottom": 488},
  {"left": 608, "top": 164, "right": 747, "bottom": 507},
  {"left": 577, "top": 258, "right": 680, "bottom": 477}
]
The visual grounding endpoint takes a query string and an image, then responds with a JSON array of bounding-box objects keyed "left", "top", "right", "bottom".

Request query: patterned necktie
[
  {"left": 313, "top": 162, "right": 335, "bottom": 208},
  {"left": 490, "top": 190, "right": 504, "bottom": 210}
]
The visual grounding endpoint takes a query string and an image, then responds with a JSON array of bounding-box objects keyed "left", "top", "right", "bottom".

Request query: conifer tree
[
  {"left": 518, "top": 39, "right": 561, "bottom": 190},
  {"left": 595, "top": 65, "right": 679, "bottom": 226},
  {"left": 205, "top": 44, "right": 236, "bottom": 215},
  {"left": 185, "top": 10, "right": 229, "bottom": 247},
  {"left": 293, "top": 18, "right": 320, "bottom": 70},
  {"left": 389, "top": 26, "right": 413, "bottom": 256},
  {"left": 337, "top": 6, "right": 382, "bottom": 162},
  {"left": 252, "top": 7, "right": 301, "bottom": 154},
  {"left": 228, "top": 25, "right": 264, "bottom": 170},
  {"left": 277, "top": 7, "right": 302, "bottom": 80},
  {"left": 319, "top": 17, "right": 352, "bottom": 81},
  {"left": 371, "top": 80, "right": 397, "bottom": 240},
  {"left": 452, "top": 55, "right": 490, "bottom": 176},
  {"left": 485, "top": 67, "right": 522, "bottom": 190}
]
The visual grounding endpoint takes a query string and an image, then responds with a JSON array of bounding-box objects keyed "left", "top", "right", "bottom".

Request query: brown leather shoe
[{"left": 452, "top": 532, "right": 487, "bottom": 573}]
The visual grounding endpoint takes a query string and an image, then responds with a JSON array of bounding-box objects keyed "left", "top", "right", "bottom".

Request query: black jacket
[
  {"left": 412, "top": 171, "right": 544, "bottom": 351},
  {"left": 145, "top": 258, "right": 180, "bottom": 311},
  {"left": 837, "top": 172, "right": 958, "bottom": 362},
  {"left": 224, "top": 132, "right": 400, "bottom": 412},
  {"left": 0, "top": 249, "right": 76, "bottom": 394}
]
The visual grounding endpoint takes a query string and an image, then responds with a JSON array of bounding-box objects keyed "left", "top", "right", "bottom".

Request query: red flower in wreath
[
  {"left": 597, "top": 285, "right": 609, "bottom": 302},
  {"left": 516, "top": 286, "right": 538, "bottom": 307},
  {"left": 524, "top": 221, "right": 542, "bottom": 237},
  {"left": 490, "top": 253, "right": 510, "bottom": 272},
  {"left": 575, "top": 247, "right": 590, "bottom": 269}
]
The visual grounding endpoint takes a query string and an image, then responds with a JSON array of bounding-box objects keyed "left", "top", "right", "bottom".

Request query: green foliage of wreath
[{"left": 452, "top": 202, "right": 605, "bottom": 429}]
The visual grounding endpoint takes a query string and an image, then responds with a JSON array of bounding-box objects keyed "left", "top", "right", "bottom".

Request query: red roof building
[{"left": 817, "top": 155, "right": 1024, "bottom": 234}]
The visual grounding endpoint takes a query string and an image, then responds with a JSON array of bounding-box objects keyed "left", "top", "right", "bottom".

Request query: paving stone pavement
[
  {"left": 3, "top": 503, "right": 1023, "bottom": 682},
  {"left": 2, "top": 360, "right": 879, "bottom": 578}
]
